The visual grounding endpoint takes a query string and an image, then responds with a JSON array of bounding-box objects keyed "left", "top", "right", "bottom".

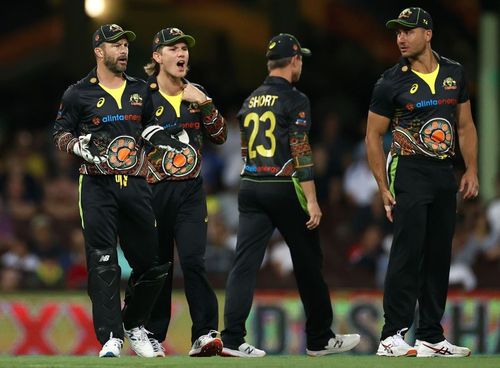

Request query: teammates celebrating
[{"left": 54, "top": 10, "right": 475, "bottom": 358}]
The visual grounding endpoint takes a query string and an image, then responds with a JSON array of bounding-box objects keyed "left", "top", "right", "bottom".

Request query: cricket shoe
[
  {"left": 124, "top": 325, "right": 155, "bottom": 357},
  {"left": 415, "top": 339, "right": 471, "bottom": 357},
  {"left": 306, "top": 334, "right": 361, "bottom": 356},
  {"left": 149, "top": 338, "right": 166, "bottom": 357},
  {"left": 189, "top": 330, "right": 223, "bottom": 357},
  {"left": 99, "top": 332, "right": 123, "bottom": 357},
  {"left": 220, "top": 342, "right": 266, "bottom": 357},
  {"left": 376, "top": 328, "right": 417, "bottom": 357}
]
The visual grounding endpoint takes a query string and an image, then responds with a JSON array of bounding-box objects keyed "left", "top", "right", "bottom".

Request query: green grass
[{"left": 0, "top": 355, "right": 499, "bottom": 368}]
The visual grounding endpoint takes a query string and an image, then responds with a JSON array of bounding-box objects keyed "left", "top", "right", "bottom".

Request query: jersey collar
[
  {"left": 398, "top": 50, "right": 441, "bottom": 71},
  {"left": 85, "top": 67, "right": 135, "bottom": 85},
  {"left": 264, "top": 76, "right": 293, "bottom": 88}
]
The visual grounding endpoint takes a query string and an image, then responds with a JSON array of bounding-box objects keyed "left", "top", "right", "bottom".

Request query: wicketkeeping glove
[
  {"left": 142, "top": 125, "right": 188, "bottom": 151},
  {"left": 72, "top": 134, "right": 108, "bottom": 164}
]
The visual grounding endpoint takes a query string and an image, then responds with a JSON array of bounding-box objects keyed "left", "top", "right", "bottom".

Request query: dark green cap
[
  {"left": 152, "top": 27, "right": 196, "bottom": 51},
  {"left": 93, "top": 24, "right": 136, "bottom": 48},
  {"left": 386, "top": 7, "right": 433, "bottom": 30}
]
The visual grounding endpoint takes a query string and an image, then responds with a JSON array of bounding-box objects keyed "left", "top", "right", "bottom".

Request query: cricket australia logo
[
  {"left": 442, "top": 77, "right": 457, "bottom": 90},
  {"left": 169, "top": 28, "right": 184, "bottom": 36},
  {"left": 398, "top": 8, "right": 412, "bottom": 19},
  {"left": 129, "top": 93, "right": 143, "bottom": 106},
  {"left": 109, "top": 24, "right": 123, "bottom": 32}
]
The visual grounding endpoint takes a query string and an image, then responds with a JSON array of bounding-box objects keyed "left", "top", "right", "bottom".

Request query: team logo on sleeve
[
  {"left": 106, "top": 136, "right": 138, "bottom": 170},
  {"left": 442, "top": 77, "right": 457, "bottom": 90},
  {"left": 295, "top": 111, "right": 307, "bottom": 126}
]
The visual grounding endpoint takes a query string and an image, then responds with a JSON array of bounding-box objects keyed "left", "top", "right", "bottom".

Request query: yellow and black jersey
[
  {"left": 53, "top": 68, "right": 148, "bottom": 176},
  {"left": 370, "top": 52, "right": 469, "bottom": 160},
  {"left": 238, "top": 76, "right": 314, "bottom": 182},
  {"left": 143, "top": 76, "right": 227, "bottom": 183}
]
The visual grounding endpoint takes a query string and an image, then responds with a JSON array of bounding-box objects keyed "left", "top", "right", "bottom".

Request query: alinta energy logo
[
  {"left": 101, "top": 114, "right": 141, "bottom": 123},
  {"left": 407, "top": 98, "right": 457, "bottom": 110}
]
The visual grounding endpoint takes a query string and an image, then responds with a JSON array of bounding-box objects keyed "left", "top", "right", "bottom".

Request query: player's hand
[
  {"left": 460, "top": 169, "right": 479, "bottom": 200},
  {"left": 306, "top": 201, "right": 322, "bottom": 230},
  {"left": 142, "top": 125, "right": 188, "bottom": 151},
  {"left": 72, "top": 134, "right": 107, "bottom": 164},
  {"left": 182, "top": 83, "right": 210, "bottom": 104},
  {"left": 381, "top": 189, "right": 396, "bottom": 223}
]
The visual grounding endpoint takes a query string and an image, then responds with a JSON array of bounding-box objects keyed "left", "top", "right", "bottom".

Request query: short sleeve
[
  {"left": 458, "top": 66, "right": 469, "bottom": 103},
  {"left": 369, "top": 76, "right": 394, "bottom": 118}
]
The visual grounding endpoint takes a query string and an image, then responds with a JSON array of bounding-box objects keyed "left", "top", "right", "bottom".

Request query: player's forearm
[
  {"left": 458, "top": 122, "right": 478, "bottom": 173},
  {"left": 299, "top": 180, "right": 319, "bottom": 204},
  {"left": 365, "top": 133, "right": 389, "bottom": 193}
]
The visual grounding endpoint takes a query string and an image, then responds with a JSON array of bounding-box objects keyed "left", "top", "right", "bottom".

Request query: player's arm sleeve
[
  {"left": 288, "top": 94, "right": 314, "bottom": 182},
  {"left": 368, "top": 75, "right": 394, "bottom": 118},
  {"left": 53, "top": 86, "right": 80, "bottom": 153},
  {"left": 197, "top": 86, "right": 227, "bottom": 145},
  {"left": 458, "top": 66, "right": 470, "bottom": 103},
  {"left": 237, "top": 110, "right": 248, "bottom": 166}
]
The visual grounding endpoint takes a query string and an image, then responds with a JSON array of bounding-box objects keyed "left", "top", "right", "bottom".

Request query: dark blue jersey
[
  {"left": 237, "top": 76, "right": 314, "bottom": 181},
  {"left": 369, "top": 52, "right": 469, "bottom": 159},
  {"left": 53, "top": 68, "right": 148, "bottom": 176}
]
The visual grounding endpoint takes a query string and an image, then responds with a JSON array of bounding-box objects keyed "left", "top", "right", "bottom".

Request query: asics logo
[
  {"left": 382, "top": 343, "right": 393, "bottom": 354},
  {"left": 423, "top": 343, "right": 453, "bottom": 355}
]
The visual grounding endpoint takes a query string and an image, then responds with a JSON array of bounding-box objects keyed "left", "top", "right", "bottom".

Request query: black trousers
[
  {"left": 222, "top": 178, "right": 334, "bottom": 350},
  {"left": 79, "top": 175, "right": 161, "bottom": 343},
  {"left": 382, "top": 156, "right": 457, "bottom": 342},
  {"left": 145, "top": 177, "right": 219, "bottom": 343}
]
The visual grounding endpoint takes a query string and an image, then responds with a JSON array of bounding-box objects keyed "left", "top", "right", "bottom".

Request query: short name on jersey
[{"left": 248, "top": 95, "right": 279, "bottom": 108}]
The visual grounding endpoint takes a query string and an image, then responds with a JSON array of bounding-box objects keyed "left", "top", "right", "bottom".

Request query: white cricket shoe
[
  {"left": 306, "top": 334, "right": 361, "bottom": 356},
  {"left": 189, "top": 330, "right": 223, "bottom": 357},
  {"left": 149, "top": 338, "right": 165, "bottom": 357},
  {"left": 99, "top": 332, "right": 123, "bottom": 358},
  {"left": 124, "top": 325, "right": 155, "bottom": 357},
  {"left": 221, "top": 342, "right": 266, "bottom": 357},
  {"left": 415, "top": 339, "right": 471, "bottom": 357},
  {"left": 376, "top": 328, "right": 417, "bottom": 357}
]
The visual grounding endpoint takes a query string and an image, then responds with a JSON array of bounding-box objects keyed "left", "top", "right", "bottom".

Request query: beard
[{"left": 104, "top": 54, "right": 126, "bottom": 74}]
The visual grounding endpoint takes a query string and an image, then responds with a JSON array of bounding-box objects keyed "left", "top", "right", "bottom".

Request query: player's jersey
[
  {"left": 143, "top": 76, "right": 226, "bottom": 183},
  {"left": 369, "top": 52, "right": 469, "bottom": 159},
  {"left": 238, "top": 76, "right": 314, "bottom": 180},
  {"left": 53, "top": 68, "right": 148, "bottom": 176}
]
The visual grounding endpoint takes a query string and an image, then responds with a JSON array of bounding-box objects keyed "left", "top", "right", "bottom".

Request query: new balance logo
[
  {"left": 334, "top": 340, "right": 343, "bottom": 348},
  {"left": 244, "top": 346, "right": 254, "bottom": 354},
  {"left": 99, "top": 255, "right": 110, "bottom": 262}
]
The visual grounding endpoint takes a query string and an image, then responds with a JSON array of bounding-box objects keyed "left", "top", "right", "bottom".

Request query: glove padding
[
  {"left": 72, "top": 134, "right": 108, "bottom": 164},
  {"left": 142, "top": 125, "right": 188, "bottom": 151}
]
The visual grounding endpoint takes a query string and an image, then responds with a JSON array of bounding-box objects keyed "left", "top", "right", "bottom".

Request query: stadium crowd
[{"left": 1, "top": 117, "right": 499, "bottom": 292}]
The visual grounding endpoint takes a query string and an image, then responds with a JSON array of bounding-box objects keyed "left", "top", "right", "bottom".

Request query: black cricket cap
[
  {"left": 265, "top": 33, "right": 311, "bottom": 60},
  {"left": 152, "top": 27, "right": 196, "bottom": 51},
  {"left": 386, "top": 7, "right": 433, "bottom": 30},
  {"left": 93, "top": 24, "right": 136, "bottom": 48}
]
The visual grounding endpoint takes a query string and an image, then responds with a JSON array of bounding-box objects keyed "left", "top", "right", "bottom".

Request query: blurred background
[{"left": 0, "top": 0, "right": 499, "bottom": 356}]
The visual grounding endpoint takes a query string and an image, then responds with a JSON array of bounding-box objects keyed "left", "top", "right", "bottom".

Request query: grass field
[{"left": 0, "top": 355, "right": 499, "bottom": 368}]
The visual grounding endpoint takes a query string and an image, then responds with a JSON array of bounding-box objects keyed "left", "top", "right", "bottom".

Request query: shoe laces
[
  {"left": 149, "top": 338, "right": 165, "bottom": 353},
  {"left": 103, "top": 332, "right": 123, "bottom": 349},
  {"left": 393, "top": 328, "right": 410, "bottom": 346},
  {"left": 194, "top": 330, "right": 220, "bottom": 348},
  {"left": 127, "top": 326, "right": 152, "bottom": 342}
]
